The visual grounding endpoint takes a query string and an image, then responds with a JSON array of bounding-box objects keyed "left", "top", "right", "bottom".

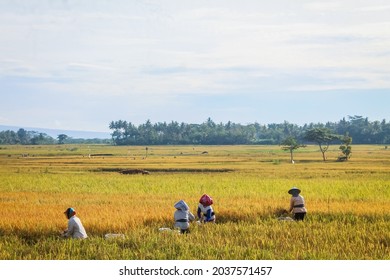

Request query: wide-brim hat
[{"left": 288, "top": 187, "right": 301, "bottom": 194}]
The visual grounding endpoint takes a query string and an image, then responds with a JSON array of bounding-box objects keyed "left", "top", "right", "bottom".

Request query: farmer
[
  {"left": 197, "top": 194, "right": 216, "bottom": 223},
  {"left": 287, "top": 187, "right": 307, "bottom": 221},
  {"left": 174, "top": 200, "right": 195, "bottom": 234},
  {"left": 62, "top": 207, "right": 88, "bottom": 239}
]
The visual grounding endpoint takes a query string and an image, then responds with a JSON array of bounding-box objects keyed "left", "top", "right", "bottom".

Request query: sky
[{"left": 0, "top": 0, "right": 389, "bottom": 132}]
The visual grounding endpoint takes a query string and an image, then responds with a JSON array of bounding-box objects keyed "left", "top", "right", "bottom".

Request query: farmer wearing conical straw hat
[{"left": 288, "top": 187, "right": 307, "bottom": 221}]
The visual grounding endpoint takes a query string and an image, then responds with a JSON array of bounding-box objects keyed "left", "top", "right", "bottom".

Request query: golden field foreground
[{"left": 0, "top": 144, "right": 389, "bottom": 260}]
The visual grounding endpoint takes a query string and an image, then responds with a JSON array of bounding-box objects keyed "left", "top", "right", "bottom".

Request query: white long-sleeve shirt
[
  {"left": 63, "top": 216, "right": 88, "bottom": 239},
  {"left": 174, "top": 209, "right": 195, "bottom": 230}
]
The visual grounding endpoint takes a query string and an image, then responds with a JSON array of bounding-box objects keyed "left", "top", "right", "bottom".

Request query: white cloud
[
  {"left": 66, "top": 63, "right": 116, "bottom": 73},
  {"left": 0, "top": 116, "right": 10, "bottom": 123},
  {"left": 356, "top": 4, "right": 390, "bottom": 12},
  {"left": 303, "top": 2, "right": 342, "bottom": 12}
]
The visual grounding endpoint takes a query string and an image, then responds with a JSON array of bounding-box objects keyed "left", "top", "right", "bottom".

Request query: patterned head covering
[
  {"left": 64, "top": 207, "right": 75, "bottom": 219},
  {"left": 174, "top": 200, "right": 189, "bottom": 211}
]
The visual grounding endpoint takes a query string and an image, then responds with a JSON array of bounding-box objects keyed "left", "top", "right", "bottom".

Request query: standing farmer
[
  {"left": 62, "top": 207, "right": 88, "bottom": 239},
  {"left": 288, "top": 187, "right": 307, "bottom": 221}
]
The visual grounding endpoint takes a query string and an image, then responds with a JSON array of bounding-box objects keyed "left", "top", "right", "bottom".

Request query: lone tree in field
[
  {"left": 304, "top": 128, "right": 339, "bottom": 161},
  {"left": 280, "top": 136, "right": 306, "bottom": 163},
  {"left": 338, "top": 135, "right": 352, "bottom": 161},
  {"left": 57, "top": 134, "right": 68, "bottom": 144}
]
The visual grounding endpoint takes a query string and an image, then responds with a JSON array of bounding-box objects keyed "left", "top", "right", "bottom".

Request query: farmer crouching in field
[
  {"left": 197, "top": 194, "right": 216, "bottom": 223},
  {"left": 288, "top": 187, "right": 307, "bottom": 221},
  {"left": 62, "top": 207, "right": 88, "bottom": 239},
  {"left": 174, "top": 200, "right": 195, "bottom": 234}
]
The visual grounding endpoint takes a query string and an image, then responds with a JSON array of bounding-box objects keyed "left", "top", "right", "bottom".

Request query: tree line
[
  {"left": 0, "top": 129, "right": 56, "bottom": 145},
  {"left": 1, "top": 115, "right": 389, "bottom": 146},
  {"left": 109, "top": 116, "right": 390, "bottom": 146},
  {"left": 0, "top": 129, "right": 110, "bottom": 145}
]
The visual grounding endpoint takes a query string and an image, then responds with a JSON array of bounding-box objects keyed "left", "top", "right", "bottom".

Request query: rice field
[{"left": 0, "top": 144, "right": 389, "bottom": 259}]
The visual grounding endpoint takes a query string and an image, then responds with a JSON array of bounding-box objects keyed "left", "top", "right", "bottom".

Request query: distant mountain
[{"left": 0, "top": 125, "right": 111, "bottom": 139}]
